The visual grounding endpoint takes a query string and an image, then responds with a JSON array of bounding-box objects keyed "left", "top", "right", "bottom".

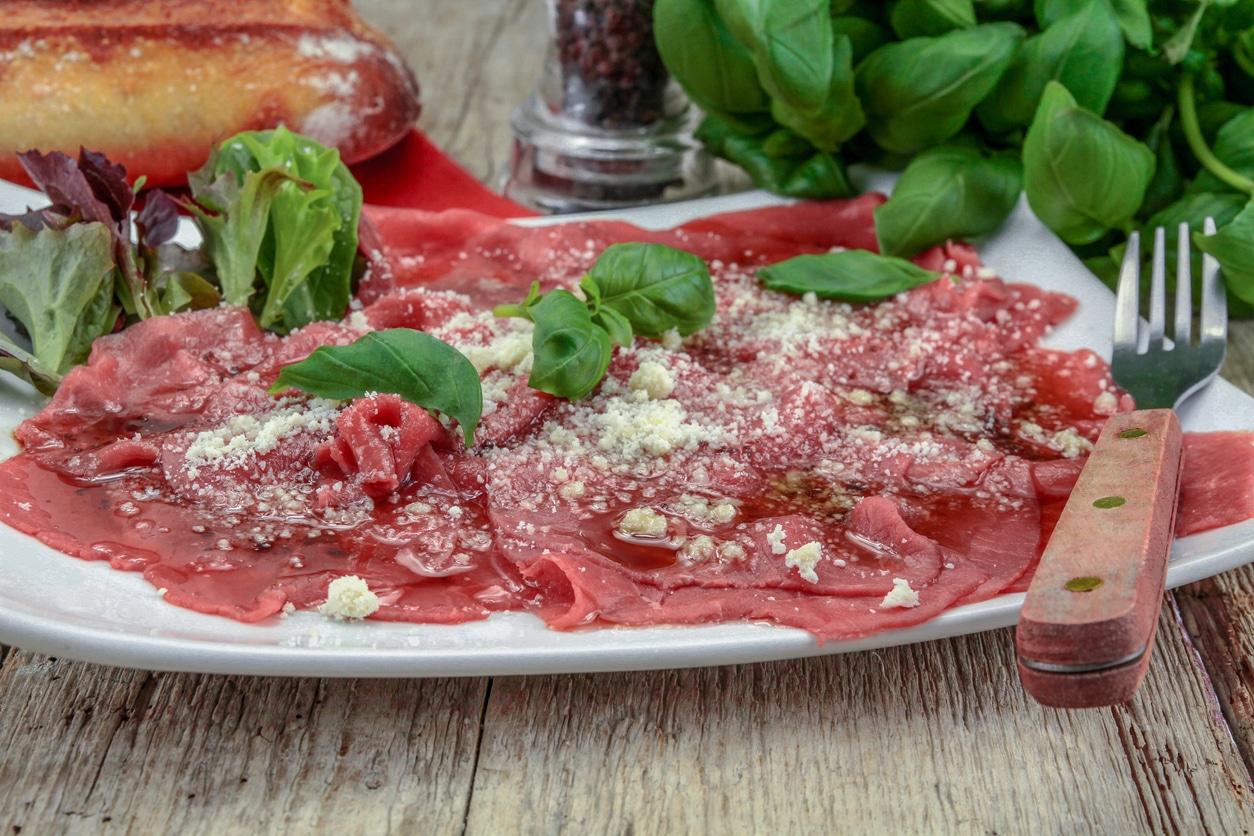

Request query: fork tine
[
  {"left": 1114, "top": 230, "right": 1141, "bottom": 349},
  {"left": 1148, "top": 226, "right": 1167, "bottom": 347},
  {"left": 1175, "top": 222, "right": 1192, "bottom": 346},
  {"left": 1199, "top": 216, "right": 1227, "bottom": 344}
]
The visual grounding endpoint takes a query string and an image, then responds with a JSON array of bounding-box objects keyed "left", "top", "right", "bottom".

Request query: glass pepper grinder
[{"left": 503, "top": 0, "right": 720, "bottom": 213}]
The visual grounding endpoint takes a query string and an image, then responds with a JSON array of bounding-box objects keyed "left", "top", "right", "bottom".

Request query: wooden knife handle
[{"left": 1016, "top": 409, "right": 1183, "bottom": 708}]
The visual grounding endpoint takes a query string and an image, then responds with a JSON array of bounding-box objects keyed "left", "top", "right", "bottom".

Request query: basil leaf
[
  {"left": 0, "top": 222, "right": 117, "bottom": 379},
  {"left": 696, "top": 117, "right": 855, "bottom": 198},
  {"left": 593, "top": 307, "right": 635, "bottom": 348},
  {"left": 1138, "top": 111, "right": 1185, "bottom": 221},
  {"left": 586, "top": 242, "right": 715, "bottom": 337},
  {"left": 1109, "top": 192, "right": 1250, "bottom": 311},
  {"left": 974, "top": 0, "right": 1033, "bottom": 21},
  {"left": 1147, "top": 192, "right": 1248, "bottom": 235},
  {"left": 269, "top": 329, "right": 483, "bottom": 447},
  {"left": 1188, "top": 108, "right": 1254, "bottom": 196},
  {"left": 714, "top": 0, "right": 833, "bottom": 111},
  {"left": 1108, "top": 0, "right": 1152, "bottom": 50},
  {"left": 769, "top": 34, "right": 866, "bottom": 151},
  {"left": 890, "top": 0, "right": 977, "bottom": 39},
  {"left": 1023, "top": 81, "right": 1155, "bottom": 245},
  {"left": 831, "top": 16, "right": 890, "bottom": 65},
  {"left": 654, "top": 0, "right": 771, "bottom": 116},
  {"left": 855, "top": 23, "right": 1025, "bottom": 155},
  {"left": 874, "top": 140, "right": 1023, "bottom": 258},
  {"left": 1192, "top": 198, "right": 1254, "bottom": 306},
  {"left": 757, "top": 249, "right": 939, "bottom": 301},
  {"left": 527, "top": 290, "right": 614, "bottom": 401},
  {"left": 977, "top": 0, "right": 1124, "bottom": 134}
]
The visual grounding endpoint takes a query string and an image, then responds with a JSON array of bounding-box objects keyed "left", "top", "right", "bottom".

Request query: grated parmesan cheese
[
  {"left": 767, "top": 524, "right": 787, "bottom": 555},
  {"left": 185, "top": 399, "right": 339, "bottom": 470},
  {"left": 319, "top": 576, "right": 380, "bottom": 620},
  {"left": 629, "top": 361, "right": 676, "bottom": 400},
  {"left": 881, "top": 578, "right": 920, "bottom": 609},
  {"left": 785, "top": 541, "right": 823, "bottom": 583},
  {"left": 617, "top": 507, "right": 669, "bottom": 537}
]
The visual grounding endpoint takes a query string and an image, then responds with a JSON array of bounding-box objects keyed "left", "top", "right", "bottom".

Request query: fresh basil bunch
[
  {"left": 654, "top": 0, "right": 1254, "bottom": 313},
  {"left": 495, "top": 242, "right": 715, "bottom": 400}
]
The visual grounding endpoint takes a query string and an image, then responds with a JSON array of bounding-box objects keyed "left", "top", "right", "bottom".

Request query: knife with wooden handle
[{"left": 1016, "top": 409, "right": 1183, "bottom": 709}]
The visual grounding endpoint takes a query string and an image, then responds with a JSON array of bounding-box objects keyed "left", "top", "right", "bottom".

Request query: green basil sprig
[
  {"left": 874, "top": 140, "right": 1024, "bottom": 258},
  {"left": 1022, "top": 81, "right": 1154, "bottom": 246},
  {"left": 655, "top": 0, "right": 1254, "bottom": 312},
  {"left": 976, "top": 0, "right": 1124, "bottom": 134},
  {"left": 269, "top": 329, "right": 483, "bottom": 447},
  {"left": 855, "top": 23, "right": 1024, "bottom": 155},
  {"left": 757, "top": 249, "right": 940, "bottom": 302},
  {"left": 495, "top": 242, "right": 714, "bottom": 400},
  {"left": 890, "top": 0, "right": 977, "bottom": 39},
  {"left": 1194, "top": 200, "right": 1254, "bottom": 307}
]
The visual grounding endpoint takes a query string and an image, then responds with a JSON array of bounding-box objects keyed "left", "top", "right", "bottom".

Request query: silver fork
[
  {"left": 1112, "top": 219, "right": 1228, "bottom": 411},
  {"left": 1016, "top": 220, "right": 1228, "bottom": 709}
]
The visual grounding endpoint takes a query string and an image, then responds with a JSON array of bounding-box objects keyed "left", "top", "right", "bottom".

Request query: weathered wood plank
[
  {"left": 466, "top": 613, "right": 1252, "bottom": 834},
  {"left": 0, "top": 653, "right": 488, "bottom": 835},
  {"left": 2, "top": 3, "right": 1253, "bottom": 835},
  {"left": 1220, "top": 320, "right": 1254, "bottom": 397},
  {"left": 1175, "top": 569, "right": 1254, "bottom": 770},
  {"left": 359, "top": 0, "right": 548, "bottom": 187}
]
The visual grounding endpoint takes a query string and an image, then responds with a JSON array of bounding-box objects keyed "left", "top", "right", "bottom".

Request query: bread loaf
[{"left": 0, "top": 0, "right": 421, "bottom": 187}]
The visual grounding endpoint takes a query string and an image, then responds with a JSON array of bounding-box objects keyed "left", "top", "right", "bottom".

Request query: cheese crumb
[
  {"left": 185, "top": 399, "right": 339, "bottom": 470},
  {"left": 319, "top": 575, "right": 380, "bottom": 620},
  {"left": 785, "top": 541, "right": 823, "bottom": 583},
  {"left": 1093, "top": 390, "right": 1119, "bottom": 415},
  {"left": 617, "top": 507, "right": 669, "bottom": 537},
  {"left": 767, "top": 524, "right": 787, "bottom": 555},
  {"left": 679, "top": 534, "right": 718, "bottom": 562},
  {"left": 881, "top": 578, "right": 920, "bottom": 609},
  {"left": 629, "top": 361, "right": 676, "bottom": 400}
]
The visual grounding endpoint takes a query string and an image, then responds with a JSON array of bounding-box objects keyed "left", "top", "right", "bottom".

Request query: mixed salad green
[
  {"left": 654, "top": 0, "right": 1254, "bottom": 312},
  {"left": 0, "top": 127, "right": 364, "bottom": 395},
  {"left": 0, "top": 131, "right": 718, "bottom": 437}
]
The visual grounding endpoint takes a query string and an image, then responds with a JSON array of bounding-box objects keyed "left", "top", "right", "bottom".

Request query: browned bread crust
[{"left": 0, "top": 0, "right": 421, "bottom": 186}]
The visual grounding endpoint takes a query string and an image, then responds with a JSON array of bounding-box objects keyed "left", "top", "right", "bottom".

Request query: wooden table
[{"left": 4, "top": 1, "right": 1254, "bottom": 831}]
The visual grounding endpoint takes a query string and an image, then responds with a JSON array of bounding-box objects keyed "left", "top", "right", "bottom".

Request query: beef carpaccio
[{"left": 1, "top": 196, "right": 1252, "bottom": 642}]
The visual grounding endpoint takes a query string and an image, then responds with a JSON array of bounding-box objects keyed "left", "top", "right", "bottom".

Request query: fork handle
[{"left": 1016, "top": 409, "right": 1183, "bottom": 708}]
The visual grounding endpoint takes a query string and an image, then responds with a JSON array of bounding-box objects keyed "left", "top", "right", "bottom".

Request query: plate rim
[{"left": 1, "top": 179, "right": 1252, "bottom": 676}]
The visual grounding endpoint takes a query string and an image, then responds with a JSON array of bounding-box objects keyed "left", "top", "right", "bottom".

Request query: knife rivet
[
  {"left": 1118, "top": 428, "right": 1148, "bottom": 439},
  {"left": 1093, "top": 496, "right": 1127, "bottom": 509},
  {"left": 1066, "top": 577, "right": 1104, "bottom": 592}
]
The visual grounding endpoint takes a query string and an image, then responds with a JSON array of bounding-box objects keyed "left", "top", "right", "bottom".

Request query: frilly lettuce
[{"left": 0, "top": 128, "right": 364, "bottom": 393}]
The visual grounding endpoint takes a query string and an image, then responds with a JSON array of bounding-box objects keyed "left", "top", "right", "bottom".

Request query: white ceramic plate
[{"left": 1, "top": 177, "right": 1252, "bottom": 677}]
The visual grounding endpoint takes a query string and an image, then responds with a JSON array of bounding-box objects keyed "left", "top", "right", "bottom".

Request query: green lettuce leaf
[
  {"left": 188, "top": 126, "right": 363, "bottom": 333},
  {"left": 0, "top": 222, "right": 118, "bottom": 393}
]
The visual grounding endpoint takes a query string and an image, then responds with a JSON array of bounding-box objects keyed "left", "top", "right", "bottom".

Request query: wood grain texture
[
  {"left": 1176, "top": 568, "right": 1254, "bottom": 769},
  {"left": 363, "top": 0, "right": 548, "bottom": 189},
  {"left": 0, "top": 653, "right": 488, "bottom": 834},
  {"left": 2, "top": 2, "right": 1254, "bottom": 835},
  {"left": 1221, "top": 321, "right": 1254, "bottom": 397},
  {"left": 466, "top": 616, "right": 1252, "bottom": 833}
]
